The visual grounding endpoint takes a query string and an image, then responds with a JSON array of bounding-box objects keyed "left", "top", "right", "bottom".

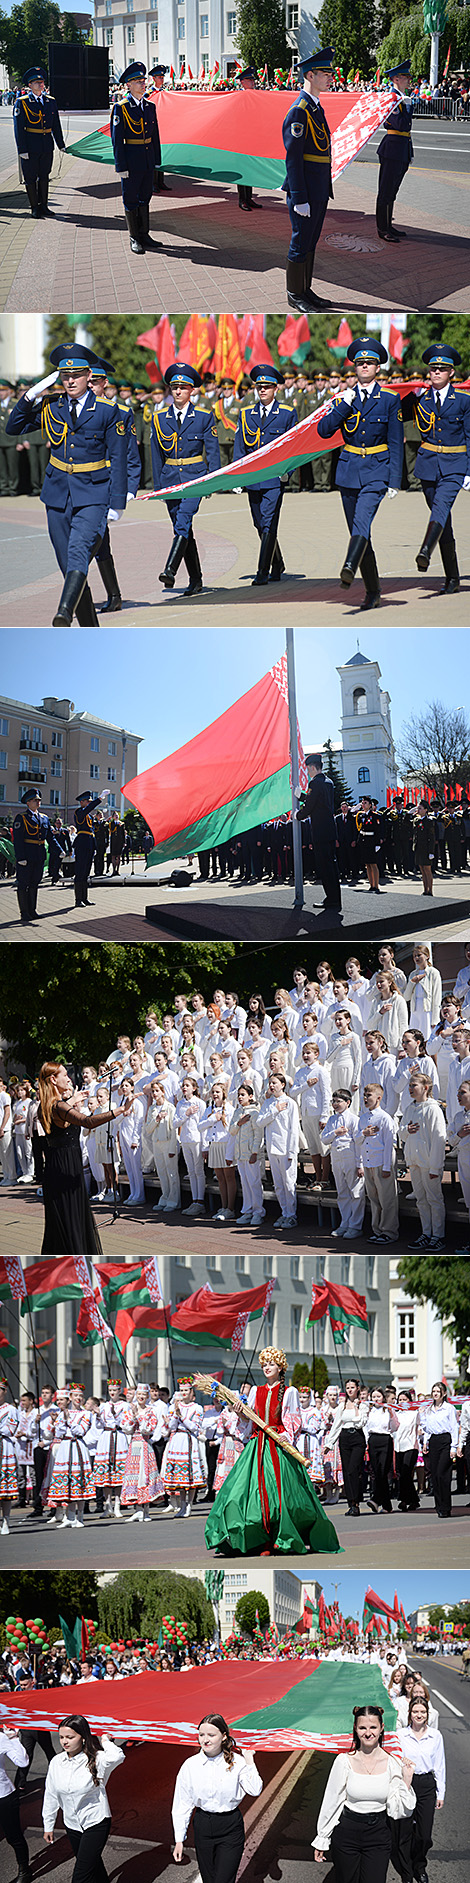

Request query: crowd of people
[
  {"left": 4, "top": 945, "right": 470, "bottom": 1252},
  {"left": 1, "top": 1365, "right": 468, "bottom": 1540}
]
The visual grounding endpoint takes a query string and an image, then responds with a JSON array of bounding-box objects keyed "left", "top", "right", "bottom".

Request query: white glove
[
  {"left": 294, "top": 202, "right": 310, "bottom": 216},
  {"left": 107, "top": 508, "right": 124, "bottom": 523},
  {"left": 340, "top": 389, "right": 355, "bottom": 406},
  {"left": 388, "top": 487, "right": 398, "bottom": 499},
  {"left": 100, "top": 790, "right": 111, "bottom": 801},
  {"left": 25, "top": 370, "right": 60, "bottom": 404},
  {"left": 126, "top": 491, "right": 136, "bottom": 502},
  {"left": 463, "top": 475, "right": 470, "bottom": 491}
]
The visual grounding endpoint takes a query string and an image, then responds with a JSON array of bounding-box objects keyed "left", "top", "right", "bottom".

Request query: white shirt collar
[
  {"left": 259, "top": 397, "right": 276, "bottom": 416},
  {"left": 172, "top": 400, "right": 193, "bottom": 423},
  {"left": 433, "top": 382, "right": 450, "bottom": 405},
  {"left": 67, "top": 391, "right": 90, "bottom": 416}
]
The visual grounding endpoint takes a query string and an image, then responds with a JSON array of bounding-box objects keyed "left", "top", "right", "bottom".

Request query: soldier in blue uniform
[
  {"left": 151, "top": 362, "right": 220, "bottom": 595},
  {"left": 111, "top": 61, "right": 161, "bottom": 256},
  {"left": 376, "top": 61, "right": 414, "bottom": 243},
  {"left": 6, "top": 343, "right": 127, "bottom": 627},
  {"left": 149, "top": 65, "right": 170, "bottom": 193},
  {"left": 282, "top": 48, "right": 335, "bottom": 314},
  {"left": 232, "top": 364, "right": 297, "bottom": 586},
  {"left": 13, "top": 64, "right": 65, "bottom": 220},
  {"left": 12, "top": 788, "right": 54, "bottom": 926},
  {"left": 404, "top": 343, "right": 470, "bottom": 590},
  {"left": 73, "top": 790, "right": 110, "bottom": 907},
  {"left": 317, "top": 335, "right": 403, "bottom": 608},
  {"left": 236, "top": 68, "right": 257, "bottom": 211},
  {"left": 88, "top": 360, "right": 142, "bottom": 614}
]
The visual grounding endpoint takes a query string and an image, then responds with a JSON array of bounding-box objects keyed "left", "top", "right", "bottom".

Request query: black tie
[
  {"left": 435, "top": 391, "right": 441, "bottom": 409},
  {"left": 70, "top": 400, "right": 78, "bottom": 429}
]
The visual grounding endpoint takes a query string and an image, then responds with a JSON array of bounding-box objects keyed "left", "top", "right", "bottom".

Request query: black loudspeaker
[{"left": 48, "top": 42, "right": 109, "bottom": 111}]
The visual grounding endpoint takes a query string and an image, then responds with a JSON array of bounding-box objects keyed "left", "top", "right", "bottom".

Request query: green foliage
[
  {"left": 3, "top": 0, "right": 86, "bottom": 79},
  {"left": 234, "top": 0, "right": 288, "bottom": 71},
  {"left": 323, "top": 737, "right": 353, "bottom": 810},
  {"left": 316, "top": 0, "right": 379, "bottom": 72},
  {"left": 233, "top": 1589, "right": 270, "bottom": 1635},
  {"left": 0, "top": 1572, "right": 98, "bottom": 1638},
  {"left": 427, "top": 1602, "right": 470, "bottom": 1636},
  {"left": 0, "top": 942, "right": 237, "bottom": 1070},
  {"left": 97, "top": 1570, "right": 215, "bottom": 1641},
  {"left": 292, "top": 1357, "right": 330, "bottom": 1395},
  {"left": 377, "top": 2, "right": 470, "bottom": 77},
  {"left": 396, "top": 1256, "right": 470, "bottom": 1372}
]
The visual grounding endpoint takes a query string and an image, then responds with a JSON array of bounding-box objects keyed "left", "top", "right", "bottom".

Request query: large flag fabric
[
  {"left": 307, "top": 1282, "right": 331, "bottom": 1324},
  {"left": 0, "top": 1661, "right": 399, "bottom": 1752},
  {"left": 325, "top": 1280, "right": 368, "bottom": 1329},
  {"left": 177, "top": 315, "right": 216, "bottom": 374},
  {"left": 123, "top": 654, "right": 307, "bottom": 864},
  {"left": 20, "top": 1259, "right": 84, "bottom": 1315},
  {"left": 363, "top": 1587, "right": 407, "bottom": 1630},
  {"left": 0, "top": 1257, "right": 26, "bottom": 1301},
  {"left": 69, "top": 87, "right": 399, "bottom": 190},
  {"left": 213, "top": 315, "right": 244, "bottom": 386},
  {"left": 114, "top": 1305, "right": 171, "bottom": 1355},
  {"left": 169, "top": 1280, "right": 275, "bottom": 1351}
]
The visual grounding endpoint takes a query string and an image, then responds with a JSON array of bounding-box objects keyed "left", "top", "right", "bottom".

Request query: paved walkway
[
  {"left": 1, "top": 490, "right": 469, "bottom": 626},
  {"left": 1, "top": 136, "right": 469, "bottom": 311}
]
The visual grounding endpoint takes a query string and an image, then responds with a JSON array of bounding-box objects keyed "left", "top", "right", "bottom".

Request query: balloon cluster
[
  {"left": 161, "top": 1614, "right": 189, "bottom": 1648},
  {"left": 5, "top": 1615, "right": 48, "bottom": 1652}
]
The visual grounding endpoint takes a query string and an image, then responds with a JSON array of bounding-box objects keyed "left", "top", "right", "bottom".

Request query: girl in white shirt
[
  {"left": 172, "top": 1713, "right": 262, "bottom": 1883},
  {"left": 117, "top": 1078, "right": 145, "bottom": 1206},
  {"left": 368, "top": 946, "right": 407, "bottom": 1001},
  {"left": 404, "top": 946, "right": 442, "bottom": 1044},
  {"left": 258, "top": 1071, "right": 299, "bottom": 1228},
  {"left": 393, "top": 1391, "right": 420, "bottom": 1512},
  {"left": 327, "top": 1012, "right": 362, "bottom": 1114},
  {"left": 12, "top": 1085, "right": 34, "bottom": 1181},
  {"left": 427, "top": 997, "right": 462, "bottom": 1102},
  {"left": 148, "top": 1081, "right": 180, "bottom": 1214},
  {"left": 313, "top": 1703, "right": 414, "bottom": 1883},
  {"left": 361, "top": 1032, "right": 397, "bottom": 1117},
  {"left": 420, "top": 1382, "right": 458, "bottom": 1520},
  {"left": 345, "top": 956, "right": 371, "bottom": 1021},
  {"left": 365, "top": 1386, "right": 398, "bottom": 1513},
  {"left": 320, "top": 1090, "right": 364, "bottom": 1239},
  {"left": 393, "top": 1032, "right": 440, "bottom": 1115},
  {"left": 400, "top": 1072, "right": 447, "bottom": 1250},
  {"left": 393, "top": 1696, "right": 445, "bottom": 1883},
  {"left": 174, "top": 1076, "right": 206, "bottom": 1216},
  {"left": 296, "top": 1009, "right": 328, "bottom": 1064},
  {"left": 43, "top": 1714, "right": 124, "bottom": 1883},
  {"left": 200, "top": 1082, "right": 235, "bottom": 1223},
  {"left": 225, "top": 1081, "right": 265, "bottom": 1227},
  {"left": 449, "top": 1077, "right": 470, "bottom": 1249},
  {"left": 326, "top": 1379, "right": 369, "bottom": 1516},
  {"left": 324, "top": 981, "right": 364, "bottom": 1045},
  {"left": 367, "top": 974, "right": 408, "bottom": 1053},
  {"left": 229, "top": 1046, "right": 263, "bottom": 1103}
]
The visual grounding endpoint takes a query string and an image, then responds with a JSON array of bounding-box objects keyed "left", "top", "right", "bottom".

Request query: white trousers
[
  {"left": 182, "top": 1141, "right": 205, "bottom": 1200},
  {"left": 14, "top": 1128, "right": 34, "bottom": 1179},
  {"left": 331, "top": 1152, "right": 365, "bottom": 1234},
  {"left": 302, "top": 1114, "right": 324, "bottom": 1158},
  {"left": 409, "top": 1164, "right": 445, "bottom": 1238},
  {"left": 121, "top": 1140, "right": 145, "bottom": 1203},
  {"left": 0, "top": 1129, "right": 17, "bottom": 1183},
  {"left": 238, "top": 1159, "right": 264, "bottom": 1213},
  {"left": 87, "top": 1140, "right": 105, "bottom": 1189},
  {"left": 364, "top": 1162, "right": 399, "bottom": 1238},
  {"left": 458, "top": 1159, "right": 470, "bottom": 1216},
  {"left": 269, "top": 1152, "right": 298, "bottom": 1216},
  {"left": 155, "top": 1143, "right": 181, "bottom": 1207}
]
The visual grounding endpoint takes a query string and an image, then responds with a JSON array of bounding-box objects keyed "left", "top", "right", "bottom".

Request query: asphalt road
[
  {"left": 0, "top": 107, "right": 469, "bottom": 173},
  {"left": 0, "top": 1656, "right": 468, "bottom": 1883},
  {"left": 4, "top": 1490, "right": 470, "bottom": 1572}
]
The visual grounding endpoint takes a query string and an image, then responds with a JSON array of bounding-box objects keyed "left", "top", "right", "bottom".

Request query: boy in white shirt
[
  {"left": 291, "top": 1041, "right": 332, "bottom": 1186},
  {"left": 357, "top": 1081, "right": 399, "bottom": 1243},
  {"left": 320, "top": 1089, "right": 365, "bottom": 1239},
  {"left": 449, "top": 1077, "right": 470, "bottom": 1251},
  {"left": 400, "top": 1071, "right": 447, "bottom": 1250}
]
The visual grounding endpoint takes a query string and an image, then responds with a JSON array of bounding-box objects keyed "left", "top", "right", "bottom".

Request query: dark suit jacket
[{"left": 298, "top": 773, "right": 336, "bottom": 842}]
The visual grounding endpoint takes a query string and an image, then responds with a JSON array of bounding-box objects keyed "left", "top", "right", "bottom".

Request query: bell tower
[{"left": 336, "top": 646, "right": 398, "bottom": 804}]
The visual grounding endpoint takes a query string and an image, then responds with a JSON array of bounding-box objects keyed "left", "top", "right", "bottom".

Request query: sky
[
  {"left": 1, "top": 627, "right": 469, "bottom": 781},
  {"left": 292, "top": 1570, "right": 469, "bottom": 1619}
]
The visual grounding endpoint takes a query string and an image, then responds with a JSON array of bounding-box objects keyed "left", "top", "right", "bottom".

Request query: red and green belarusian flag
[
  {"left": 307, "top": 1278, "right": 368, "bottom": 1333},
  {"left": 0, "top": 1328, "right": 17, "bottom": 1358},
  {"left": 20, "top": 1259, "right": 85, "bottom": 1315},
  {"left": 123, "top": 654, "right": 306, "bottom": 865},
  {"left": 363, "top": 1587, "right": 411, "bottom": 1633},
  {"left": 0, "top": 1256, "right": 26, "bottom": 1301},
  {"left": 170, "top": 1279, "right": 275, "bottom": 1350}
]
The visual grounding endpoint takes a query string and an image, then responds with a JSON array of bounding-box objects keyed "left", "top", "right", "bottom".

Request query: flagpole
[
  {"left": 311, "top": 1313, "right": 316, "bottom": 1395},
  {"left": 26, "top": 1299, "right": 42, "bottom": 1445},
  {"left": 286, "top": 629, "right": 304, "bottom": 909}
]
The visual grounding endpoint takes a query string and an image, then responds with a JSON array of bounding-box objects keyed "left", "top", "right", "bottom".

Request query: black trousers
[
  {"left": 428, "top": 1432, "right": 453, "bottom": 1516},
  {"left": 330, "top": 1806, "right": 391, "bottom": 1883},
  {"left": 339, "top": 1429, "right": 366, "bottom": 1507},
  {"left": 396, "top": 1448, "right": 419, "bottom": 1510},
  {"left": 368, "top": 1433, "right": 393, "bottom": 1510},
  {"left": 67, "top": 1818, "right": 110, "bottom": 1883},
  {"left": 313, "top": 839, "right": 342, "bottom": 909},
  {"left": 0, "top": 1790, "right": 30, "bottom": 1870},
  {"left": 193, "top": 1806, "right": 244, "bottom": 1883},
  {"left": 15, "top": 1730, "right": 55, "bottom": 1788},
  {"left": 391, "top": 1772, "right": 436, "bottom": 1882}
]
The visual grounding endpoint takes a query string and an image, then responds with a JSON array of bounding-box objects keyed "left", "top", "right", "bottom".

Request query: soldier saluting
[
  {"left": 13, "top": 63, "right": 65, "bottom": 221},
  {"left": 73, "top": 790, "right": 111, "bottom": 908},
  {"left": 13, "top": 788, "right": 55, "bottom": 926}
]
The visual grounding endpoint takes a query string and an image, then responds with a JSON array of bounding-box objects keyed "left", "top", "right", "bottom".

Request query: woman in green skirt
[{"left": 205, "top": 1347, "right": 341, "bottom": 1556}]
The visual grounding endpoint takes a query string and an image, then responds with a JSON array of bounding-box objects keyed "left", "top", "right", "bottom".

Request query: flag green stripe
[
  {"left": 68, "top": 131, "right": 285, "bottom": 190},
  {"left": 146, "top": 443, "right": 327, "bottom": 506},
  {"left": 146, "top": 764, "right": 291, "bottom": 866},
  {"left": 21, "top": 1285, "right": 82, "bottom": 1316},
  {"left": 234, "top": 1663, "right": 397, "bottom": 1734}
]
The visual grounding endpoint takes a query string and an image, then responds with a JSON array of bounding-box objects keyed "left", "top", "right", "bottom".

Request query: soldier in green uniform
[
  {"left": 213, "top": 378, "right": 239, "bottom": 468},
  {"left": 133, "top": 381, "right": 150, "bottom": 485},
  {"left": 0, "top": 379, "right": 21, "bottom": 496}
]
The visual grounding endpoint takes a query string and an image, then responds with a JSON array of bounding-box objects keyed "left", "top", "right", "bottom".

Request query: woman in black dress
[
  {"left": 38, "top": 1062, "right": 128, "bottom": 1254},
  {"left": 357, "top": 797, "right": 383, "bottom": 895}
]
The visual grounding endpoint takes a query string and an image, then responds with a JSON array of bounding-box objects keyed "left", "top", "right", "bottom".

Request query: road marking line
[{"left": 431, "top": 1688, "right": 464, "bottom": 1717}]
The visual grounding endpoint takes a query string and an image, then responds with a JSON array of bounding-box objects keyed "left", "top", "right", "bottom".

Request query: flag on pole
[
  {"left": 324, "top": 1280, "right": 368, "bottom": 1329},
  {"left": 307, "top": 1282, "right": 331, "bottom": 1323},
  {"left": 20, "top": 1259, "right": 84, "bottom": 1315},
  {"left": 123, "top": 654, "right": 307, "bottom": 865},
  {"left": 213, "top": 315, "right": 244, "bottom": 386},
  {"left": 177, "top": 315, "right": 215, "bottom": 375},
  {"left": 0, "top": 1256, "right": 26, "bottom": 1301},
  {"left": 327, "top": 318, "right": 353, "bottom": 358},
  {"left": 169, "top": 1281, "right": 276, "bottom": 1350},
  {"left": 277, "top": 314, "right": 311, "bottom": 366}
]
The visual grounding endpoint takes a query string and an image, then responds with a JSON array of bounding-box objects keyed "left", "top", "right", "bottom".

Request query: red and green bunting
[
  {"left": 20, "top": 1259, "right": 84, "bottom": 1315},
  {"left": 123, "top": 655, "right": 301, "bottom": 865}
]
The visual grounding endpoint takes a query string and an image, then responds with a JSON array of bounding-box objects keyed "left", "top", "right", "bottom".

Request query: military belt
[
  {"left": 419, "top": 442, "right": 466, "bottom": 454},
  {"left": 386, "top": 129, "right": 412, "bottom": 137},
  {"left": 304, "top": 153, "right": 331, "bottom": 163},
  {"left": 124, "top": 137, "right": 153, "bottom": 145},
  {"left": 49, "top": 455, "right": 108, "bottom": 473},
  {"left": 165, "top": 454, "right": 205, "bottom": 465},
  {"left": 343, "top": 444, "right": 388, "bottom": 456},
  {"left": 23, "top": 127, "right": 52, "bottom": 134}
]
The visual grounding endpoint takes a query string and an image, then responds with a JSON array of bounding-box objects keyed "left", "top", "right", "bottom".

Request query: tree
[
  {"left": 316, "top": 0, "right": 378, "bottom": 74},
  {"left": 323, "top": 737, "right": 353, "bottom": 810},
  {"left": 396, "top": 1256, "right": 470, "bottom": 1374},
  {"left": 233, "top": 1590, "right": 270, "bottom": 1636},
  {"left": 97, "top": 1570, "right": 215, "bottom": 1642},
  {"left": 0, "top": 942, "right": 237, "bottom": 1071},
  {"left": 376, "top": 1, "right": 470, "bottom": 78},
  {"left": 6, "top": 0, "right": 63, "bottom": 78},
  {"left": 0, "top": 1571, "right": 98, "bottom": 1636},
  {"left": 292, "top": 1357, "right": 330, "bottom": 1396},
  {"left": 234, "top": 0, "right": 288, "bottom": 71},
  {"left": 427, "top": 1602, "right": 470, "bottom": 1637},
  {"left": 397, "top": 701, "right": 470, "bottom": 798}
]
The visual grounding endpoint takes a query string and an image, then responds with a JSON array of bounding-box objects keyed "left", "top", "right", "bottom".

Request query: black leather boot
[
  {"left": 269, "top": 542, "right": 285, "bottom": 582},
  {"left": 184, "top": 533, "right": 203, "bottom": 596},
  {"left": 125, "top": 208, "right": 145, "bottom": 254},
  {"left": 52, "top": 570, "right": 87, "bottom": 625},
  {"left": 252, "top": 518, "right": 279, "bottom": 586},
  {"left": 360, "top": 542, "right": 381, "bottom": 610},
  {"left": 159, "top": 532, "right": 188, "bottom": 588},
  {"left": 38, "top": 175, "right": 54, "bottom": 217},
  {"left": 286, "top": 260, "right": 312, "bottom": 314},
  {"left": 25, "top": 179, "right": 39, "bottom": 217},
  {"left": 416, "top": 519, "right": 442, "bottom": 571},
  {"left": 303, "top": 248, "right": 333, "bottom": 309},
  {"left": 140, "top": 202, "right": 160, "bottom": 250},
  {"left": 75, "top": 583, "right": 99, "bottom": 625},
  {"left": 438, "top": 538, "right": 460, "bottom": 594},
  {"left": 340, "top": 533, "right": 369, "bottom": 588},
  {"left": 96, "top": 549, "right": 122, "bottom": 612}
]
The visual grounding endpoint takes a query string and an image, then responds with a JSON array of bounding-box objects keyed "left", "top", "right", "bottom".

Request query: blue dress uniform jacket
[
  {"left": 410, "top": 383, "right": 470, "bottom": 530},
  {"left": 376, "top": 95, "right": 413, "bottom": 227},
  {"left": 7, "top": 389, "right": 128, "bottom": 580},
  {"left": 282, "top": 90, "right": 333, "bottom": 263},
  {"left": 317, "top": 384, "right": 403, "bottom": 538},
  {"left": 111, "top": 95, "right": 161, "bottom": 208},
  {"left": 13, "top": 806, "right": 53, "bottom": 922},
  {"left": 233, "top": 398, "right": 297, "bottom": 530},
  {"left": 151, "top": 402, "right": 220, "bottom": 536},
  {"left": 13, "top": 90, "right": 65, "bottom": 180},
  {"left": 74, "top": 796, "right": 102, "bottom": 903}
]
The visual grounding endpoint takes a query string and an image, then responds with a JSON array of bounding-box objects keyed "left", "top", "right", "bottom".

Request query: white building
[
  {"left": 92, "top": 0, "right": 320, "bottom": 81},
  {"left": 188, "top": 1563, "right": 306, "bottom": 1638},
  {"left": 389, "top": 1260, "right": 458, "bottom": 1397},
  {"left": 336, "top": 649, "right": 398, "bottom": 808},
  {"left": 0, "top": 315, "right": 47, "bottom": 384}
]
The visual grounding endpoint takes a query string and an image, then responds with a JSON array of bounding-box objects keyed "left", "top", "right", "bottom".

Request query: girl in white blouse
[
  {"left": 43, "top": 1715, "right": 124, "bottom": 1883},
  {"left": 420, "top": 1383, "right": 458, "bottom": 1519},
  {"left": 326, "top": 1379, "right": 369, "bottom": 1517},
  {"left": 172, "top": 1713, "right": 262, "bottom": 1883},
  {"left": 404, "top": 947, "right": 442, "bottom": 1044},
  {"left": 393, "top": 1695, "right": 445, "bottom": 1883},
  {"left": 313, "top": 1703, "right": 415, "bottom": 1883}
]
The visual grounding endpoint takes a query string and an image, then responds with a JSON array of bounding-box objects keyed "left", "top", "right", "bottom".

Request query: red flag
[
  {"left": 213, "top": 315, "right": 244, "bottom": 386},
  {"left": 247, "top": 328, "right": 276, "bottom": 371},
  {"left": 389, "top": 323, "right": 409, "bottom": 363},
  {"left": 238, "top": 313, "right": 265, "bottom": 360},
  {"left": 307, "top": 1282, "right": 331, "bottom": 1324},
  {"left": 327, "top": 318, "right": 353, "bottom": 354},
  {"left": 277, "top": 313, "right": 310, "bottom": 360},
  {"left": 177, "top": 315, "right": 214, "bottom": 375},
  {"left": 325, "top": 1280, "right": 368, "bottom": 1327},
  {"left": 318, "top": 1591, "right": 326, "bottom": 1630},
  {"left": 170, "top": 1282, "right": 275, "bottom": 1351}
]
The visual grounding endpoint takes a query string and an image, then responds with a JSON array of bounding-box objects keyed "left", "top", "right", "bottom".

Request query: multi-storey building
[
  {"left": 0, "top": 693, "right": 142, "bottom": 820},
  {"left": 93, "top": 0, "right": 320, "bottom": 82}
]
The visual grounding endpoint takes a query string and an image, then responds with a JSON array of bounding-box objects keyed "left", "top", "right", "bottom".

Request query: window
[
  {"left": 201, "top": 51, "right": 209, "bottom": 70},
  {"left": 105, "top": 0, "right": 112, "bottom": 12},
  {"left": 108, "top": 742, "right": 117, "bottom": 755},
  {"left": 106, "top": 27, "right": 113, "bottom": 41},
  {"left": 291, "top": 1305, "right": 301, "bottom": 1352},
  {"left": 127, "top": 25, "right": 135, "bottom": 40},
  {"left": 398, "top": 1310, "right": 415, "bottom": 1357},
  {"left": 290, "top": 1255, "right": 299, "bottom": 1280},
  {"left": 19, "top": 755, "right": 28, "bottom": 773},
  {"left": 206, "top": 1254, "right": 217, "bottom": 1270},
  {"left": 235, "top": 1253, "right": 245, "bottom": 1274},
  {"left": 90, "top": 764, "right": 100, "bottom": 780},
  {"left": 150, "top": 24, "right": 158, "bottom": 38},
  {"left": 49, "top": 789, "right": 61, "bottom": 806},
  {"left": 51, "top": 730, "right": 63, "bottom": 747},
  {"left": 288, "top": 3, "right": 299, "bottom": 24},
  {"left": 30, "top": 754, "right": 41, "bottom": 772},
  {"left": 127, "top": 0, "right": 133, "bottom": 10},
  {"left": 0, "top": 718, "right": 9, "bottom": 736},
  {"left": 341, "top": 1255, "right": 350, "bottom": 1284},
  {"left": 0, "top": 751, "right": 6, "bottom": 770},
  {"left": 365, "top": 1255, "right": 375, "bottom": 1289},
  {"left": 0, "top": 783, "right": 5, "bottom": 803},
  {"left": 227, "top": 10, "right": 236, "bottom": 30},
  {"left": 175, "top": 1255, "right": 186, "bottom": 1267},
  {"left": 365, "top": 1312, "right": 376, "bottom": 1357},
  {"left": 32, "top": 726, "right": 41, "bottom": 744},
  {"left": 353, "top": 686, "right": 367, "bottom": 716},
  {"left": 150, "top": 0, "right": 158, "bottom": 9},
  {"left": 108, "top": 767, "right": 116, "bottom": 782},
  {"left": 264, "top": 1302, "right": 275, "bottom": 1342},
  {"left": 263, "top": 1254, "right": 273, "bottom": 1277},
  {"left": 51, "top": 760, "right": 62, "bottom": 777},
  {"left": 200, "top": 12, "right": 208, "bottom": 33},
  {"left": 91, "top": 736, "right": 100, "bottom": 752},
  {"left": 109, "top": 793, "right": 116, "bottom": 808},
  {"left": 178, "top": 15, "right": 185, "bottom": 35},
  {"left": 358, "top": 766, "right": 370, "bottom": 783},
  {"left": 21, "top": 725, "right": 29, "bottom": 741}
]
